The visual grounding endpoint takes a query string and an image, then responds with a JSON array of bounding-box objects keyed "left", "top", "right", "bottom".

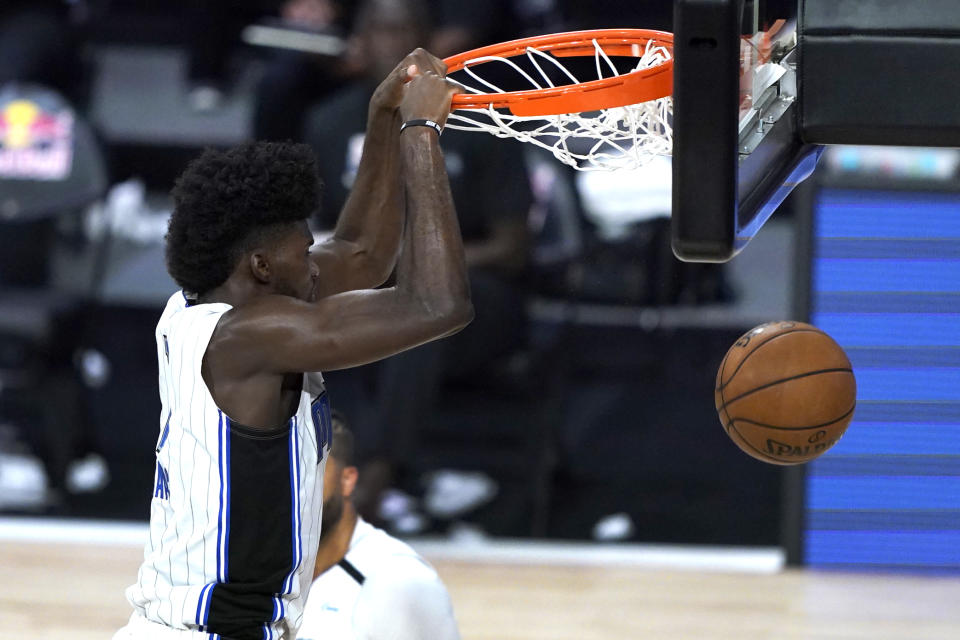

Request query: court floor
[{"left": 2, "top": 518, "right": 959, "bottom": 640}]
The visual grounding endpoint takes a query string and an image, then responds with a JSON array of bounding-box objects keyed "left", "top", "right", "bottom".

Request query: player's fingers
[
  {"left": 407, "top": 47, "right": 447, "bottom": 76},
  {"left": 402, "top": 72, "right": 451, "bottom": 103},
  {"left": 410, "top": 70, "right": 455, "bottom": 93},
  {"left": 420, "top": 71, "right": 461, "bottom": 95},
  {"left": 443, "top": 77, "right": 466, "bottom": 93},
  {"left": 381, "top": 62, "right": 417, "bottom": 94}
]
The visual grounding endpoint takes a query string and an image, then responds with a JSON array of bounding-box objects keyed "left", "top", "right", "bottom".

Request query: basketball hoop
[{"left": 442, "top": 29, "right": 673, "bottom": 171}]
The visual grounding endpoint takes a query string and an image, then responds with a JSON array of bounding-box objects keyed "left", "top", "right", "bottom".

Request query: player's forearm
[
  {"left": 330, "top": 108, "right": 404, "bottom": 285},
  {"left": 396, "top": 128, "right": 472, "bottom": 330}
]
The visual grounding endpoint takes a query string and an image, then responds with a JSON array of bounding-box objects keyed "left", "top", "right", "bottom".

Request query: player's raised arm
[
  {"left": 310, "top": 48, "right": 448, "bottom": 298},
  {"left": 210, "top": 71, "right": 472, "bottom": 375}
]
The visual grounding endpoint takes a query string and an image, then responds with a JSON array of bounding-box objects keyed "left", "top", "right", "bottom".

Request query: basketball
[{"left": 714, "top": 321, "right": 856, "bottom": 465}]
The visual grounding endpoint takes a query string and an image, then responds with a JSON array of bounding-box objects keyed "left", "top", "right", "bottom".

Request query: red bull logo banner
[{"left": 0, "top": 88, "right": 74, "bottom": 181}]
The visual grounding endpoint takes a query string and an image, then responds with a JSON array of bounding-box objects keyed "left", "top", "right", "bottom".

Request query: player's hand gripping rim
[
  {"left": 398, "top": 71, "right": 459, "bottom": 133},
  {"left": 370, "top": 47, "right": 448, "bottom": 115}
]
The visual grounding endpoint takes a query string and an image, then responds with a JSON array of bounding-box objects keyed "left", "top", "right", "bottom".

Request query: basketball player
[
  {"left": 297, "top": 414, "right": 460, "bottom": 640},
  {"left": 114, "top": 48, "right": 472, "bottom": 640}
]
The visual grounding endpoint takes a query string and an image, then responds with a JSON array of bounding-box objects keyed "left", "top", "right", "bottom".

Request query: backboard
[{"left": 672, "top": 0, "right": 818, "bottom": 262}]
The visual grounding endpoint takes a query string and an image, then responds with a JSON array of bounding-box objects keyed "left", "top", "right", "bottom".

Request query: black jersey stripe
[{"left": 205, "top": 416, "right": 295, "bottom": 640}]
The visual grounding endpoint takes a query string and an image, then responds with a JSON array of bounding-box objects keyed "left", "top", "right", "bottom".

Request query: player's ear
[
  {"left": 341, "top": 466, "right": 359, "bottom": 499},
  {"left": 249, "top": 251, "right": 271, "bottom": 284}
]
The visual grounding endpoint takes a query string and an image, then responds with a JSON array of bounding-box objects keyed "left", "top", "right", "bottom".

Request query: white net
[{"left": 445, "top": 39, "right": 673, "bottom": 171}]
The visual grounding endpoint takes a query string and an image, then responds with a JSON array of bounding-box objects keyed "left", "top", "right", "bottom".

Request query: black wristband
[{"left": 400, "top": 119, "right": 442, "bottom": 136}]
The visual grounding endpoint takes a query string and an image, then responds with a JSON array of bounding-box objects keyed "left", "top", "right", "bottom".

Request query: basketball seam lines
[
  {"left": 717, "top": 367, "right": 854, "bottom": 412},
  {"left": 719, "top": 406, "right": 733, "bottom": 435},
  {"left": 726, "top": 404, "right": 856, "bottom": 431},
  {"left": 717, "top": 329, "right": 828, "bottom": 393},
  {"left": 716, "top": 326, "right": 853, "bottom": 463}
]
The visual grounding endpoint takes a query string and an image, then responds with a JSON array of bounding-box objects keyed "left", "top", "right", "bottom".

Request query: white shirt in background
[{"left": 297, "top": 518, "right": 460, "bottom": 640}]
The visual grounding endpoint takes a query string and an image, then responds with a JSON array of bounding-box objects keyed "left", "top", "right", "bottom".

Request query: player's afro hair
[{"left": 166, "top": 141, "right": 321, "bottom": 296}]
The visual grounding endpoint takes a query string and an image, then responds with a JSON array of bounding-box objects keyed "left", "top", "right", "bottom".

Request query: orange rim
[{"left": 443, "top": 29, "right": 674, "bottom": 117}]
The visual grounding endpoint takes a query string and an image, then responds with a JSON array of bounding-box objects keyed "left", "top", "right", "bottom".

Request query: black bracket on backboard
[{"left": 672, "top": 0, "right": 821, "bottom": 263}]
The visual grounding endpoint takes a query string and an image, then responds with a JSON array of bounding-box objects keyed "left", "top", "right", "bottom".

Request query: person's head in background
[
  {"left": 319, "top": 410, "right": 360, "bottom": 541},
  {"left": 349, "top": 0, "right": 432, "bottom": 82}
]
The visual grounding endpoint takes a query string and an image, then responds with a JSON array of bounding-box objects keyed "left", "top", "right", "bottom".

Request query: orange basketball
[{"left": 714, "top": 321, "right": 856, "bottom": 465}]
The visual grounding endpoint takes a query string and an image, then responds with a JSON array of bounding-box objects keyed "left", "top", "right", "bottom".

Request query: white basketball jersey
[
  {"left": 126, "top": 291, "right": 330, "bottom": 640},
  {"left": 297, "top": 518, "right": 460, "bottom": 640}
]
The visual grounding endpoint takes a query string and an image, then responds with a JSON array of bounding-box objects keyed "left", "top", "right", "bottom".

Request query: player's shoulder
[
  {"left": 350, "top": 518, "right": 421, "bottom": 557},
  {"left": 362, "top": 553, "right": 442, "bottom": 592},
  {"left": 350, "top": 530, "right": 460, "bottom": 640},
  {"left": 347, "top": 519, "right": 435, "bottom": 578},
  {"left": 158, "top": 290, "right": 231, "bottom": 333},
  {"left": 158, "top": 290, "right": 190, "bottom": 324},
  {"left": 205, "top": 294, "right": 306, "bottom": 347}
]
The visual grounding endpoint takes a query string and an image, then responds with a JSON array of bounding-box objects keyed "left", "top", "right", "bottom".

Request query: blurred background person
[
  {"left": 0, "top": 0, "right": 108, "bottom": 510},
  {"left": 252, "top": 0, "right": 360, "bottom": 140},
  {"left": 185, "top": 0, "right": 269, "bottom": 111},
  {"left": 252, "top": 0, "right": 560, "bottom": 140},
  {"left": 428, "top": 0, "right": 562, "bottom": 57},
  {"left": 298, "top": 412, "right": 461, "bottom": 640},
  {"left": 0, "top": 0, "right": 88, "bottom": 107}
]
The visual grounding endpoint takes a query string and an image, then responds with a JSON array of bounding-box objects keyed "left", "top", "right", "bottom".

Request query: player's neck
[
  {"left": 314, "top": 505, "right": 359, "bottom": 579},
  {"left": 198, "top": 275, "right": 265, "bottom": 307}
]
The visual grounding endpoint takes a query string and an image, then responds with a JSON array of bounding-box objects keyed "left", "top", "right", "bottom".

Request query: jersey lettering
[{"left": 154, "top": 462, "right": 170, "bottom": 500}]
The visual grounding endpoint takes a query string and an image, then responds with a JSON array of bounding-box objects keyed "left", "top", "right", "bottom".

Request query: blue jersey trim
[
  {"left": 224, "top": 416, "right": 231, "bottom": 582},
  {"left": 195, "top": 589, "right": 204, "bottom": 625},
  {"left": 216, "top": 410, "right": 232, "bottom": 583},
  {"left": 293, "top": 419, "right": 301, "bottom": 577},
  {"left": 157, "top": 413, "right": 171, "bottom": 453},
  {"left": 282, "top": 417, "right": 302, "bottom": 595},
  {"left": 271, "top": 596, "right": 283, "bottom": 624},
  {"left": 196, "top": 583, "right": 215, "bottom": 625},
  {"left": 216, "top": 411, "right": 223, "bottom": 582}
]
